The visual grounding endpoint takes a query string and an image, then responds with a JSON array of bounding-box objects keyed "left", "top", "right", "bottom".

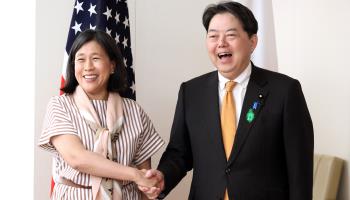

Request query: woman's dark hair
[
  {"left": 202, "top": 1, "right": 258, "bottom": 37},
  {"left": 61, "top": 29, "right": 127, "bottom": 94}
]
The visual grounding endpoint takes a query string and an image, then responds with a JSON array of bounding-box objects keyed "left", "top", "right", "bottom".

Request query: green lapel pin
[{"left": 246, "top": 108, "right": 255, "bottom": 123}]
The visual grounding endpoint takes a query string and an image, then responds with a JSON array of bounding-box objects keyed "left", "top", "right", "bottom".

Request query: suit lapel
[
  {"left": 202, "top": 72, "right": 227, "bottom": 162},
  {"left": 228, "top": 66, "right": 269, "bottom": 165}
]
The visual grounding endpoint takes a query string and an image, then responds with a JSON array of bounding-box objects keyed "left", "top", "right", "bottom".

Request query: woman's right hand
[
  {"left": 133, "top": 169, "right": 158, "bottom": 188},
  {"left": 138, "top": 169, "right": 164, "bottom": 200}
]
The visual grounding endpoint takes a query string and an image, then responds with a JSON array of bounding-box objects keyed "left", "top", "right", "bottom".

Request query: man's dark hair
[{"left": 202, "top": 1, "right": 258, "bottom": 37}]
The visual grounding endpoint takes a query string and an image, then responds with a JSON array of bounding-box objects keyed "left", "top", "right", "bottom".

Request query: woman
[{"left": 38, "top": 29, "right": 164, "bottom": 200}]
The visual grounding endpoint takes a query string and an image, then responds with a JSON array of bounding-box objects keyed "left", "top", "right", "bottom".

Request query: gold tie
[
  {"left": 221, "top": 81, "right": 236, "bottom": 200},
  {"left": 221, "top": 81, "right": 237, "bottom": 159}
]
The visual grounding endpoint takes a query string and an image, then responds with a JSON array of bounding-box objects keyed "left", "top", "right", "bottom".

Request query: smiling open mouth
[
  {"left": 83, "top": 74, "right": 98, "bottom": 80},
  {"left": 218, "top": 52, "right": 232, "bottom": 59}
]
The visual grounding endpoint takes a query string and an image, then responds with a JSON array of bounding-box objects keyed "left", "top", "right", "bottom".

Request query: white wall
[
  {"left": 35, "top": 1, "right": 74, "bottom": 199},
  {"left": 0, "top": 1, "right": 35, "bottom": 199},
  {"left": 273, "top": 1, "right": 350, "bottom": 199},
  {"left": 35, "top": 0, "right": 350, "bottom": 199}
]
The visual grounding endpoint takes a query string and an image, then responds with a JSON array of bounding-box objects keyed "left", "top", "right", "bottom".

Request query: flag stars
[
  {"left": 74, "top": 0, "right": 84, "bottom": 14},
  {"left": 122, "top": 37, "right": 128, "bottom": 48},
  {"left": 115, "top": 34, "right": 120, "bottom": 43},
  {"left": 123, "top": 58, "right": 127, "bottom": 66},
  {"left": 106, "top": 28, "right": 112, "bottom": 36},
  {"left": 90, "top": 24, "right": 96, "bottom": 30},
  {"left": 123, "top": 17, "right": 129, "bottom": 28},
  {"left": 88, "top": 3, "right": 97, "bottom": 17},
  {"left": 130, "top": 82, "right": 136, "bottom": 94},
  {"left": 103, "top": 7, "right": 113, "bottom": 20},
  {"left": 71, "top": 21, "right": 82, "bottom": 34},
  {"left": 115, "top": 13, "right": 120, "bottom": 23}
]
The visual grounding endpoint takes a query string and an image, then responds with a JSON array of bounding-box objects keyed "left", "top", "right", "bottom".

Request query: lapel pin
[
  {"left": 246, "top": 108, "right": 255, "bottom": 123},
  {"left": 252, "top": 101, "right": 259, "bottom": 110},
  {"left": 258, "top": 94, "right": 265, "bottom": 106}
]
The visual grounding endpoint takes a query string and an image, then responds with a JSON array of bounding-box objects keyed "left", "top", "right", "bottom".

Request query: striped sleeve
[
  {"left": 38, "top": 96, "right": 78, "bottom": 154},
  {"left": 133, "top": 106, "right": 165, "bottom": 165}
]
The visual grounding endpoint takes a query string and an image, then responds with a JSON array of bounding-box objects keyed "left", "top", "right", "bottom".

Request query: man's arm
[
  {"left": 157, "top": 83, "right": 194, "bottom": 197},
  {"left": 140, "top": 83, "right": 193, "bottom": 199},
  {"left": 283, "top": 80, "right": 314, "bottom": 200}
]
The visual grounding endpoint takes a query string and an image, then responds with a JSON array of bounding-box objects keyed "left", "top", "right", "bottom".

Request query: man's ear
[{"left": 250, "top": 34, "right": 258, "bottom": 53}]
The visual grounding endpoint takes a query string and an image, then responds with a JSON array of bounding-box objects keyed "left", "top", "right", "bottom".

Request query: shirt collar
[{"left": 218, "top": 62, "right": 252, "bottom": 90}]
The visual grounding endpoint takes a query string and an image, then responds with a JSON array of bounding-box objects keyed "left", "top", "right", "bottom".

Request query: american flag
[
  {"left": 60, "top": 0, "right": 135, "bottom": 99},
  {"left": 52, "top": 0, "right": 135, "bottom": 195}
]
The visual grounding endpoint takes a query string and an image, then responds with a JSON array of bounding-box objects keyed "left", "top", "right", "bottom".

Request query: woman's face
[{"left": 74, "top": 40, "right": 115, "bottom": 100}]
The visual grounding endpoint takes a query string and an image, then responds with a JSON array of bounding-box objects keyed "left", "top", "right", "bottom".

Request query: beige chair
[{"left": 313, "top": 154, "right": 343, "bottom": 200}]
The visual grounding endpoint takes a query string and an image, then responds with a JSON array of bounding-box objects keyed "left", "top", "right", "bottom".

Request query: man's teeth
[{"left": 218, "top": 53, "right": 232, "bottom": 59}]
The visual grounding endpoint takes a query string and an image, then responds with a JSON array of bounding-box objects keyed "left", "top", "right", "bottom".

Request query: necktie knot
[{"left": 225, "top": 81, "right": 236, "bottom": 92}]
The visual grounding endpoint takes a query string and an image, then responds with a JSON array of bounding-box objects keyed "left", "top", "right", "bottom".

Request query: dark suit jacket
[{"left": 158, "top": 65, "right": 313, "bottom": 200}]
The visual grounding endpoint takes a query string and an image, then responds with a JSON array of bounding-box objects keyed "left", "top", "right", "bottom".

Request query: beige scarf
[{"left": 73, "top": 85, "right": 123, "bottom": 200}]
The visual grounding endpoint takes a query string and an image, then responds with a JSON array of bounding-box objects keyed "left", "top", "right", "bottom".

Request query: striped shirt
[{"left": 38, "top": 94, "right": 164, "bottom": 200}]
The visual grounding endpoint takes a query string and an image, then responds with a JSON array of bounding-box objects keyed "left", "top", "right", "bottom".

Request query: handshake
[{"left": 134, "top": 169, "right": 165, "bottom": 199}]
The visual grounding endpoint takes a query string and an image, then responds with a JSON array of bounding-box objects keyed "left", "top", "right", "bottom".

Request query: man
[{"left": 141, "top": 1, "right": 313, "bottom": 199}]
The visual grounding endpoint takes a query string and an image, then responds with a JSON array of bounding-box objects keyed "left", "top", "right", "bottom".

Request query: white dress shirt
[{"left": 218, "top": 63, "right": 252, "bottom": 126}]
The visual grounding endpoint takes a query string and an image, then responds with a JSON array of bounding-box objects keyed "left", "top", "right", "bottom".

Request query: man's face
[{"left": 206, "top": 12, "right": 257, "bottom": 80}]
